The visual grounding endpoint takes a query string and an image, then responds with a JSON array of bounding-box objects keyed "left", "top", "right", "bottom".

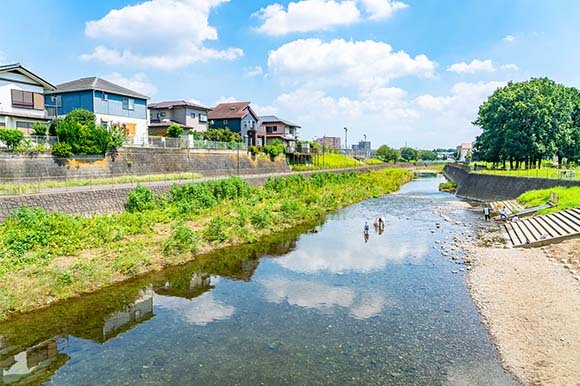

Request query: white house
[{"left": 0, "top": 63, "right": 56, "bottom": 134}]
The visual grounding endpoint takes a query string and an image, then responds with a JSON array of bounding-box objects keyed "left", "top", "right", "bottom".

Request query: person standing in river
[{"left": 483, "top": 207, "right": 491, "bottom": 221}]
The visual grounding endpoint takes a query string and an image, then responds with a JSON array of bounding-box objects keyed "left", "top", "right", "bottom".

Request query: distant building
[
  {"left": 208, "top": 101, "right": 260, "bottom": 145},
  {"left": 0, "top": 63, "right": 56, "bottom": 134},
  {"left": 148, "top": 100, "right": 211, "bottom": 136},
  {"left": 456, "top": 143, "right": 472, "bottom": 162},
  {"left": 46, "top": 77, "right": 150, "bottom": 144},
  {"left": 315, "top": 136, "right": 341, "bottom": 150}
]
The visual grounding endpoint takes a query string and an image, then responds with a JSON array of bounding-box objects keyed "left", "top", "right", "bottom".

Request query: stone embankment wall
[
  {"left": 0, "top": 147, "right": 290, "bottom": 181},
  {"left": 444, "top": 164, "right": 580, "bottom": 201},
  {"left": 0, "top": 164, "right": 389, "bottom": 221}
]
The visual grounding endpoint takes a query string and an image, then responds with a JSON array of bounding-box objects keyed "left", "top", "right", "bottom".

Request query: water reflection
[{"left": 158, "top": 290, "right": 235, "bottom": 326}]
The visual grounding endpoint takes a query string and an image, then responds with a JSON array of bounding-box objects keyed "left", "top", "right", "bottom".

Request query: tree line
[
  {"left": 473, "top": 77, "right": 580, "bottom": 169},
  {"left": 374, "top": 145, "right": 445, "bottom": 162}
]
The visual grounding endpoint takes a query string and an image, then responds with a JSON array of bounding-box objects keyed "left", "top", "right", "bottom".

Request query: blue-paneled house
[
  {"left": 208, "top": 102, "right": 260, "bottom": 145},
  {"left": 45, "top": 77, "right": 149, "bottom": 144}
]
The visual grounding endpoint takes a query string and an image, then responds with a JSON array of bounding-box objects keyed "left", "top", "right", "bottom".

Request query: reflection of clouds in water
[
  {"left": 277, "top": 232, "right": 429, "bottom": 274},
  {"left": 157, "top": 292, "right": 234, "bottom": 326},
  {"left": 260, "top": 277, "right": 391, "bottom": 320}
]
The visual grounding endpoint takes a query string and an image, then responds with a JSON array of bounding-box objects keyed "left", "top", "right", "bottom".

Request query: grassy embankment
[
  {"left": 0, "top": 172, "right": 203, "bottom": 196},
  {"left": 291, "top": 153, "right": 363, "bottom": 171},
  {"left": 0, "top": 168, "right": 412, "bottom": 320},
  {"left": 517, "top": 186, "right": 580, "bottom": 215},
  {"left": 474, "top": 167, "right": 580, "bottom": 180}
]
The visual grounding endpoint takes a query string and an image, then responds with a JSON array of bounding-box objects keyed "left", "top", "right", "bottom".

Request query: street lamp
[{"left": 344, "top": 127, "right": 348, "bottom": 154}]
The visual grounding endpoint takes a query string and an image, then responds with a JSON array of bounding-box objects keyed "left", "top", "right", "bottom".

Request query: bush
[
  {"left": 202, "top": 128, "right": 242, "bottom": 143},
  {"left": 51, "top": 142, "right": 73, "bottom": 157},
  {"left": 205, "top": 216, "right": 228, "bottom": 243},
  {"left": 0, "top": 129, "right": 24, "bottom": 151},
  {"left": 126, "top": 185, "right": 157, "bottom": 212},
  {"left": 249, "top": 145, "right": 259, "bottom": 156},
  {"left": 250, "top": 209, "right": 271, "bottom": 229},
  {"left": 166, "top": 124, "right": 183, "bottom": 138},
  {"left": 263, "top": 140, "right": 285, "bottom": 158},
  {"left": 163, "top": 222, "right": 198, "bottom": 255},
  {"left": 32, "top": 123, "right": 48, "bottom": 136},
  {"left": 56, "top": 109, "right": 115, "bottom": 155}
]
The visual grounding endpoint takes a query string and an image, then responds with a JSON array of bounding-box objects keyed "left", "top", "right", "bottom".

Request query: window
[
  {"left": 266, "top": 125, "right": 277, "bottom": 133},
  {"left": 190, "top": 112, "right": 196, "bottom": 119},
  {"left": 199, "top": 114, "right": 207, "bottom": 123},
  {"left": 102, "top": 93, "right": 108, "bottom": 101},
  {"left": 16, "top": 121, "right": 34, "bottom": 129},
  {"left": 11, "top": 90, "right": 34, "bottom": 109},
  {"left": 122, "top": 97, "right": 135, "bottom": 110},
  {"left": 50, "top": 95, "right": 62, "bottom": 107},
  {"left": 158, "top": 112, "right": 166, "bottom": 118},
  {"left": 0, "top": 122, "right": 5, "bottom": 128},
  {"left": 223, "top": 119, "right": 228, "bottom": 125}
]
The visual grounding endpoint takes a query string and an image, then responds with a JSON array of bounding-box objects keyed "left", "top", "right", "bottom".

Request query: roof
[
  {"left": 208, "top": 102, "right": 259, "bottom": 121},
  {"left": 149, "top": 100, "right": 210, "bottom": 111},
  {"left": 46, "top": 77, "right": 149, "bottom": 99},
  {"left": 459, "top": 143, "right": 473, "bottom": 149},
  {"left": 259, "top": 115, "right": 301, "bottom": 128},
  {"left": 0, "top": 63, "right": 56, "bottom": 90}
]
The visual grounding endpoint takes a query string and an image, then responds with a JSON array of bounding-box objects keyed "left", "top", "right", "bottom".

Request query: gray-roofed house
[
  {"left": 148, "top": 100, "right": 211, "bottom": 136},
  {"left": 258, "top": 115, "right": 301, "bottom": 152},
  {"left": 207, "top": 101, "right": 260, "bottom": 145},
  {"left": 45, "top": 77, "right": 150, "bottom": 144},
  {"left": 0, "top": 63, "right": 56, "bottom": 134}
]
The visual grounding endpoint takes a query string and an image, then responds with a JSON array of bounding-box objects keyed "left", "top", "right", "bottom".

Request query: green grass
[
  {"left": 0, "top": 172, "right": 203, "bottom": 195},
  {"left": 474, "top": 168, "right": 580, "bottom": 180},
  {"left": 291, "top": 153, "right": 363, "bottom": 171},
  {"left": 0, "top": 168, "right": 413, "bottom": 319},
  {"left": 361, "top": 158, "right": 383, "bottom": 165},
  {"left": 438, "top": 182, "right": 457, "bottom": 192},
  {"left": 517, "top": 186, "right": 580, "bottom": 214}
]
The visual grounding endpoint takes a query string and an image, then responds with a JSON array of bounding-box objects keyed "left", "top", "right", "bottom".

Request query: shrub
[
  {"left": 249, "top": 145, "right": 259, "bottom": 156},
  {"left": 205, "top": 216, "right": 228, "bottom": 243},
  {"left": 126, "top": 185, "right": 157, "bottom": 212},
  {"left": 0, "top": 129, "right": 24, "bottom": 151},
  {"left": 51, "top": 142, "right": 73, "bottom": 157},
  {"left": 202, "top": 128, "right": 242, "bottom": 143},
  {"left": 163, "top": 222, "right": 198, "bottom": 255},
  {"left": 55, "top": 109, "right": 115, "bottom": 155},
  {"left": 166, "top": 124, "right": 184, "bottom": 138},
  {"left": 263, "top": 140, "right": 285, "bottom": 158},
  {"left": 32, "top": 123, "right": 48, "bottom": 136},
  {"left": 250, "top": 209, "right": 271, "bottom": 229}
]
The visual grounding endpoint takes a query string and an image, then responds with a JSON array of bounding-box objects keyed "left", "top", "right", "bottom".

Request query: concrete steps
[
  {"left": 489, "top": 200, "right": 525, "bottom": 216},
  {"left": 505, "top": 208, "right": 580, "bottom": 247}
]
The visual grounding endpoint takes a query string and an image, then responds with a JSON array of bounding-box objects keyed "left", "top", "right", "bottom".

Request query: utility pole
[{"left": 344, "top": 127, "right": 348, "bottom": 154}]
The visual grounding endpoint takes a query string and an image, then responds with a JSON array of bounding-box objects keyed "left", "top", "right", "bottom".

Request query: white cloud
[
  {"left": 503, "top": 34, "right": 516, "bottom": 42},
  {"left": 268, "top": 38, "right": 435, "bottom": 90},
  {"left": 215, "top": 96, "right": 238, "bottom": 105},
  {"left": 102, "top": 72, "right": 157, "bottom": 96},
  {"left": 0, "top": 50, "right": 6, "bottom": 63},
  {"left": 415, "top": 81, "right": 506, "bottom": 112},
  {"left": 81, "top": 0, "right": 242, "bottom": 69},
  {"left": 447, "top": 59, "right": 519, "bottom": 74},
  {"left": 253, "top": 102, "right": 279, "bottom": 116},
  {"left": 447, "top": 59, "right": 495, "bottom": 74},
  {"left": 254, "top": 0, "right": 361, "bottom": 36},
  {"left": 357, "top": 0, "right": 408, "bottom": 20},
  {"left": 243, "top": 66, "right": 264, "bottom": 78},
  {"left": 157, "top": 292, "right": 235, "bottom": 326}
]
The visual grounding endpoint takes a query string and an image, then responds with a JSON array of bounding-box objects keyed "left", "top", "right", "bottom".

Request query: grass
[
  {"left": 0, "top": 168, "right": 413, "bottom": 320},
  {"left": 361, "top": 158, "right": 384, "bottom": 165},
  {"left": 438, "top": 182, "right": 457, "bottom": 192},
  {"left": 517, "top": 186, "right": 580, "bottom": 214},
  {"left": 291, "top": 153, "right": 363, "bottom": 171},
  {"left": 474, "top": 168, "right": 580, "bottom": 180},
  {"left": 0, "top": 172, "right": 203, "bottom": 195}
]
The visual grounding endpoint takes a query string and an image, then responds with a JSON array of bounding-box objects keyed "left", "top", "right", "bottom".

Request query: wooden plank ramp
[{"left": 504, "top": 208, "right": 580, "bottom": 247}]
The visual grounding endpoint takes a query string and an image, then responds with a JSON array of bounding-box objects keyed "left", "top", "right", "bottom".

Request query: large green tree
[
  {"left": 375, "top": 145, "right": 400, "bottom": 163},
  {"left": 400, "top": 147, "right": 418, "bottom": 162}
]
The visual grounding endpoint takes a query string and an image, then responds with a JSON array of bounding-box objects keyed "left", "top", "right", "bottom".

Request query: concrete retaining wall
[
  {"left": 0, "top": 164, "right": 390, "bottom": 221},
  {"left": 0, "top": 147, "right": 290, "bottom": 181},
  {"left": 444, "top": 164, "right": 580, "bottom": 201}
]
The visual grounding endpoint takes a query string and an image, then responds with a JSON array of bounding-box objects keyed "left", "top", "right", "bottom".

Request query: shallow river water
[{"left": 0, "top": 176, "right": 515, "bottom": 385}]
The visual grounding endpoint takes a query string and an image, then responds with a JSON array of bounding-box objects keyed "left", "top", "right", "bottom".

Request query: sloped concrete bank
[
  {"left": 0, "top": 164, "right": 389, "bottom": 221},
  {"left": 443, "top": 164, "right": 580, "bottom": 201}
]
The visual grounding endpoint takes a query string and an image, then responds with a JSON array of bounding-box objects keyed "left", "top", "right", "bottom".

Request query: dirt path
[{"left": 465, "top": 230, "right": 580, "bottom": 385}]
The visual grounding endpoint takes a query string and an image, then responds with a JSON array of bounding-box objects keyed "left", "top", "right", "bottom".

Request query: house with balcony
[
  {"left": 148, "top": 100, "right": 210, "bottom": 136},
  {"left": 258, "top": 115, "right": 300, "bottom": 151},
  {"left": 208, "top": 101, "right": 260, "bottom": 145},
  {"left": 45, "top": 77, "right": 149, "bottom": 144},
  {"left": 0, "top": 63, "right": 56, "bottom": 134}
]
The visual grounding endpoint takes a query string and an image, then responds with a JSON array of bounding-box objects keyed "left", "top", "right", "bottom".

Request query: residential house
[
  {"left": 315, "top": 136, "right": 341, "bottom": 150},
  {"left": 208, "top": 102, "right": 260, "bottom": 145},
  {"left": 148, "top": 100, "right": 211, "bottom": 136},
  {"left": 258, "top": 115, "right": 300, "bottom": 152},
  {"left": 45, "top": 77, "right": 149, "bottom": 144},
  {"left": 0, "top": 63, "right": 56, "bottom": 134},
  {"left": 456, "top": 143, "right": 472, "bottom": 162}
]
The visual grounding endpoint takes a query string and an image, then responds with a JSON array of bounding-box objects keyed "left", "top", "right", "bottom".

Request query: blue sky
[{"left": 2, "top": 0, "right": 580, "bottom": 148}]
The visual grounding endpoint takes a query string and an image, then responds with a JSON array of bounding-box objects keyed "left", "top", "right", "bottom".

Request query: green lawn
[
  {"left": 517, "top": 186, "right": 580, "bottom": 214},
  {"left": 474, "top": 168, "right": 580, "bottom": 180}
]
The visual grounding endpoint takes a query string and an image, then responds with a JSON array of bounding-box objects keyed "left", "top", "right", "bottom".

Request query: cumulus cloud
[
  {"left": 357, "top": 0, "right": 408, "bottom": 20},
  {"left": 102, "top": 72, "right": 157, "bottom": 96},
  {"left": 243, "top": 66, "right": 264, "bottom": 78},
  {"left": 254, "top": 0, "right": 360, "bottom": 36},
  {"left": 81, "top": 0, "right": 242, "bottom": 69},
  {"left": 415, "top": 81, "right": 506, "bottom": 112},
  {"left": 254, "top": 0, "right": 407, "bottom": 35},
  {"left": 268, "top": 38, "right": 435, "bottom": 89},
  {"left": 447, "top": 59, "right": 519, "bottom": 74},
  {"left": 503, "top": 34, "right": 516, "bottom": 42},
  {"left": 157, "top": 292, "right": 235, "bottom": 326}
]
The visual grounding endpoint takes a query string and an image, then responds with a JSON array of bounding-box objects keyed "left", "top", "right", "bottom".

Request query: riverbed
[{"left": 0, "top": 176, "right": 514, "bottom": 385}]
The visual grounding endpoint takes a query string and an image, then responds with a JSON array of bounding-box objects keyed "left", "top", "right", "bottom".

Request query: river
[{"left": 0, "top": 176, "right": 514, "bottom": 385}]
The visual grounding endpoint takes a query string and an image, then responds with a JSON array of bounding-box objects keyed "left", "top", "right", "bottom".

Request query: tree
[
  {"left": 202, "top": 128, "right": 242, "bottom": 142},
  {"left": 375, "top": 145, "right": 400, "bottom": 163},
  {"left": 400, "top": 147, "right": 418, "bottom": 162},
  {"left": 54, "top": 109, "right": 115, "bottom": 155},
  {"left": 166, "top": 124, "right": 184, "bottom": 138},
  {"left": 418, "top": 150, "right": 437, "bottom": 161}
]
